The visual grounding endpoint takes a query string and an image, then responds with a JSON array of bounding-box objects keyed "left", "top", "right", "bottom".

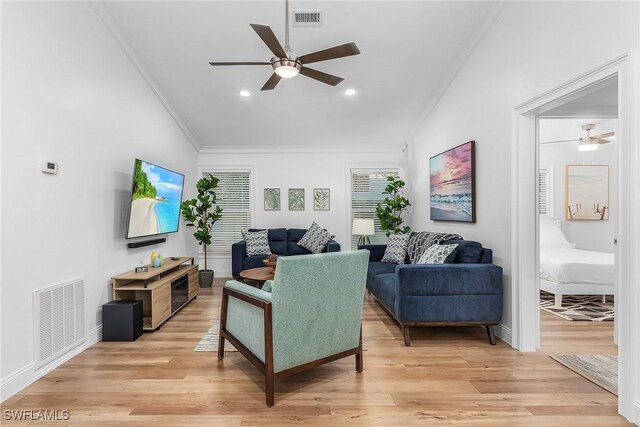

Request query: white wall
[
  {"left": 540, "top": 120, "right": 617, "bottom": 253},
  {"left": 406, "top": 2, "right": 638, "bottom": 340},
  {"left": 1, "top": 2, "right": 198, "bottom": 400},
  {"left": 199, "top": 149, "right": 404, "bottom": 277}
]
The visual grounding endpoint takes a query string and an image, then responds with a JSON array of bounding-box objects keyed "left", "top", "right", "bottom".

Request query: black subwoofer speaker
[{"left": 102, "top": 300, "right": 143, "bottom": 342}]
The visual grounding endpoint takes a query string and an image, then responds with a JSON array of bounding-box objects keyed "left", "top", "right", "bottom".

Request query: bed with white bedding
[{"left": 539, "top": 218, "right": 615, "bottom": 307}]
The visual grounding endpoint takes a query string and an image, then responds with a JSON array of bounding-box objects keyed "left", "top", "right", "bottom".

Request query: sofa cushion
[
  {"left": 297, "top": 222, "right": 335, "bottom": 254},
  {"left": 242, "top": 254, "right": 270, "bottom": 270},
  {"left": 287, "top": 228, "right": 312, "bottom": 255},
  {"left": 249, "top": 228, "right": 287, "bottom": 255},
  {"left": 371, "top": 273, "right": 396, "bottom": 312},
  {"left": 417, "top": 243, "right": 459, "bottom": 264},
  {"left": 366, "top": 261, "right": 397, "bottom": 288},
  {"left": 442, "top": 239, "right": 483, "bottom": 263},
  {"left": 381, "top": 233, "right": 410, "bottom": 264},
  {"left": 242, "top": 230, "right": 272, "bottom": 256}
]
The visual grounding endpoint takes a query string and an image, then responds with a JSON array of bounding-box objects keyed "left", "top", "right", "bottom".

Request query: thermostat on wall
[{"left": 41, "top": 161, "right": 59, "bottom": 174}]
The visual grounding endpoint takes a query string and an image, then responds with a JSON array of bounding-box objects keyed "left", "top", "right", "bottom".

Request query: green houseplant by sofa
[
  {"left": 180, "top": 175, "right": 223, "bottom": 287},
  {"left": 218, "top": 251, "right": 369, "bottom": 406}
]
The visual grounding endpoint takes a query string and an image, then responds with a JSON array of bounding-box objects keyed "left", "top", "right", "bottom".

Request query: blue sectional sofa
[
  {"left": 232, "top": 228, "right": 340, "bottom": 278},
  {"left": 360, "top": 239, "right": 503, "bottom": 345}
]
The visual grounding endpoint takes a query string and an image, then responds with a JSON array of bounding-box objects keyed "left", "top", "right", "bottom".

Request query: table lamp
[{"left": 352, "top": 219, "right": 375, "bottom": 246}]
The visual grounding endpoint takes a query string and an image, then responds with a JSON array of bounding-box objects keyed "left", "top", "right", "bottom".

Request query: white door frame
[{"left": 510, "top": 53, "right": 639, "bottom": 424}]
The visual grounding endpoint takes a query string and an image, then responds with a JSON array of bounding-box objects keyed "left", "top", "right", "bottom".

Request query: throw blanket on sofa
[{"left": 407, "top": 231, "right": 463, "bottom": 264}]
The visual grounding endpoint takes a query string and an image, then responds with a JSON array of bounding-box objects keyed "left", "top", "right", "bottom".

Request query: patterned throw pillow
[
  {"left": 242, "top": 230, "right": 272, "bottom": 257},
  {"left": 417, "top": 244, "right": 459, "bottom": 264},
  {"left": 381, "top": 233, "right": 411, "bottom": 264},
  {"left": 297, "top": 222, "right": 335, "bottom": 254}
]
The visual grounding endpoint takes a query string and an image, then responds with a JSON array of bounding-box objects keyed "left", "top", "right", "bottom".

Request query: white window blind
[
  {"left": 203, "top": 171, "right": 251, "bottom": 256},
  {"left": 538, "top": 168, "right": 549, "bottom": 215},
  {"left": 350, "top": 170, "right": 399, "bottom": 249}
]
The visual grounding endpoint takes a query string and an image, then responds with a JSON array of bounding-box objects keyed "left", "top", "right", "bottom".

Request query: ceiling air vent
[{"left": 292, "top": 10, "right": 322, "bottom": 27}]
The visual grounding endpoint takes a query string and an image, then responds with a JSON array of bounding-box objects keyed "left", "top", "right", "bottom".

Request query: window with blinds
[
  {"left": 203, "top": 171, "right": 251, "bottom": 256},
  {"left": 538, "top": 168, "right": 549, "bottom": 215},
  {"left": 350, "top": 170, "right": 399, "bottom": 249}
]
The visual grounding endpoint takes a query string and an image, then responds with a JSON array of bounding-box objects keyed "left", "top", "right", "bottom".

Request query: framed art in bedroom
[
  {"left": 429, "top": 140, "right": 476, "bottom": 223},
  {"left": 565, "top": 165, "right": 609, "bottom": 220}
]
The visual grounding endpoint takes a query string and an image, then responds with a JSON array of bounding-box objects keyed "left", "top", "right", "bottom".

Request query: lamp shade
[{"left": 352, "top": 219, "right": 375, "bottom": 236}]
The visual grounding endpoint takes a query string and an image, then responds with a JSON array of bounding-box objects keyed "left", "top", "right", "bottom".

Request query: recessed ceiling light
[
  {"left": 239, "top": 90, "right": 251, "bottom": 98},
  {"left": 344, "top": 88, "right": 356, "bottom": 96}
]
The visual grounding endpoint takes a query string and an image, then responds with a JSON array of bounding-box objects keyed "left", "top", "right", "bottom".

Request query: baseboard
[
  {"left": 631, "top": 399, "right": 640, "bottom": 425},
  {"left": 0, "top": 325, "right": 102, "bottom": 403},
  {"left": 495, "top": 324, "right": 512, "bottom": 346}
]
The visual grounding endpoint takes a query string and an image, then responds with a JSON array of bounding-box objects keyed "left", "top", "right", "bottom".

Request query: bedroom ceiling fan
[
  {"left": 208, "top": 0, "right": 360, "bottom": 91},
  {"left": 540, "top": 123, "right": 615, "bottom": 152}
]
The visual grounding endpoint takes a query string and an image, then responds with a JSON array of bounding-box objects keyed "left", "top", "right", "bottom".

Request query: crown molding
[
  {"left": 198, "top": 145, "right": 404, "bottom": 155},
  {"left": 88, "top": 1, "right": 201, "bottom": 152},
  {"left": 407, "top": 1, "right": 507, "bottom": 141}
]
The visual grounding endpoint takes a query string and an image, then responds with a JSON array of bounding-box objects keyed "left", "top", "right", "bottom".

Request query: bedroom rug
[
  {"left": 540, "top": 292, "right": 614, "bottom": 321},
  {"left": 550, "top": 354, "right": 618, "bottom": 395},
  {"left": 194, "top": 319, "right": 368, "bottom": 352}
]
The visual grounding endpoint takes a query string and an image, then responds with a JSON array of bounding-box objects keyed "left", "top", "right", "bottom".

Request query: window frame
[
  {"left": 347, "top": 165, "right": 401, "bottom": 249},
  {"left": 199, "top": 166, "right": 255, "bottom": 257}
]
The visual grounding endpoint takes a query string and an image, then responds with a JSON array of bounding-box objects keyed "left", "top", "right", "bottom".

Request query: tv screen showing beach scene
[
  {"left": 429, "top": 141, "right": 476, "bottom": 223},
  {"left": 126, "top": 159, "right": 185, "bottom": 239}
]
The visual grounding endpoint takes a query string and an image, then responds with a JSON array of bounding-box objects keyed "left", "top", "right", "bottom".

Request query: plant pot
[{"left": 199, "top": 269, "right": 214, "bottom": 288}]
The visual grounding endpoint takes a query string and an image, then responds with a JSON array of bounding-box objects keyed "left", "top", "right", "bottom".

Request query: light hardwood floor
[{"left": 1, "top": 279, "right": 628, "bottom": 426}]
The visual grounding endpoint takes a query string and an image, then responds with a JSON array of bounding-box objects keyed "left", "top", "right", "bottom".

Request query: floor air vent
[
  {"left": 34, "top": 279, "right": 85, "bottom": 369},
  {"left": 293, "top": 11, "right": 322, "bottom": 27}
]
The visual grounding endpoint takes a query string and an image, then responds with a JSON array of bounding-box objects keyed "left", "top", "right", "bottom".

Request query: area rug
[
  {"left": 194, "top": 319, "right": 368, "bottom": 352},
  {"left": 540, "top": 292, "right": 614, "bottom": 321},
  {"left": 194, "top": 320, "right": 237, "bottom": 352},
  {"left": 550, "top": 354, "right": 618, "bottom": 395}
]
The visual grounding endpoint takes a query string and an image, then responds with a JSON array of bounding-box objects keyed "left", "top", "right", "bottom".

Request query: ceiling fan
[
  {"left": 209, "top": 0, "right": 360, "bottom": 91},
  {"left": 540, "top": 123, "right": 615, "bottom": 152}
]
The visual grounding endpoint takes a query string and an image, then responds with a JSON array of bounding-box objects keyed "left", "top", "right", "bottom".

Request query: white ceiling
[{"left": 104, "top": 1, "right": 497, "bottom": 149}]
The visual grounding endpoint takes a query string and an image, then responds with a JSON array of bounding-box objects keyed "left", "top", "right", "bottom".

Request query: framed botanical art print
[
  {"left": 429, "top": 140, "right": 476, "bottom": 223},
  {"left": 288, "top": 188, "right": 305, "bottom": 211},
  {"left": 565, "top": 165, "right": 609, "bottom": 220},
  {"left": 313, "top": 188, "right": 330, "bottom": 211},
  {"left": 264, "top": 188, "right": 280, "bottom": 211}
]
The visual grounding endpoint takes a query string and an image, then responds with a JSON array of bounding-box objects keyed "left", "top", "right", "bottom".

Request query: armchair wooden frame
[{"left": 218, "top": 286, "right": 364, "bottom": 407}]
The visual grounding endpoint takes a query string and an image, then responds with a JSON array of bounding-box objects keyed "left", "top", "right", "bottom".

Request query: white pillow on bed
[{"left": 540, "top": 217, "right": 575, "bottom": 249}]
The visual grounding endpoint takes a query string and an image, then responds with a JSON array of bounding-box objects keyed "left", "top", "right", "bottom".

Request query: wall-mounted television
[{"left": 126, "top": 159, "right": 185, "bottom": 239}]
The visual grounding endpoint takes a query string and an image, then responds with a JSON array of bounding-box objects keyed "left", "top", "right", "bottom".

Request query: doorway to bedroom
[{"left": 536, "top": 76, "right": 618, "bottom": 394}]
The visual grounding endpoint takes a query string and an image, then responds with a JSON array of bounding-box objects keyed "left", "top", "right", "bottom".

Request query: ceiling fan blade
[
  {"left": 592, "top": 138, "right": 612, "bottom": 145},
  {"left": 540, "top": 139, "right": 580, "bottom": 145},
  {"left": 591, "top": 131, "right": 615, "bottom": 140},
  {"left": 209, "top": 61, "right": 271, "bottom": 66},
  {"left": 299, "top": 67, "right": 344, "bottom": 86},
  {"left": 261, "top": 73, "right": 282, "bottom": 91},
  {"left": 250, "top": 24, "right": 287, "bottom": 58},
  {"left": 298, "top": 42, "right": 360, "bottom": 65}
]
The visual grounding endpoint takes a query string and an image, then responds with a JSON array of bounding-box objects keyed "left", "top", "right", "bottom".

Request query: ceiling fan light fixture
[
  {"left": 272, "top": 58, "right": 302, "bottom": 78},
  {"left": 578, "top": 141, "right": 599, "bottom": 152}
]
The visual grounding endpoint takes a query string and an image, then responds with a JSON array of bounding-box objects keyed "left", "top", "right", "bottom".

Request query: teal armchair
[{"left": 218, "top": 250, "right": 369, "bottom": 406}]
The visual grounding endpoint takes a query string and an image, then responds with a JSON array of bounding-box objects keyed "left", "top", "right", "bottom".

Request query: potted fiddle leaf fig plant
[
  {"left": 375, "top": 175, "right": 411, "bottom": 237},
  {"left": 181, "top": 175, "right": 223, "bottom": 288}
]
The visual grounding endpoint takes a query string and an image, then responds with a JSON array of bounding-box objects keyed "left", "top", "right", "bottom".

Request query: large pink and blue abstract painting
[{"left": 429, "top": 141, "right": 476, "bottom": 223}]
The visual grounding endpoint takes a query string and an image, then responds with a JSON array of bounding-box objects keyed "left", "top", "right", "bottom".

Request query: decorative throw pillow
[
  {"left": 297, "top": 222, "right": 335, "bottom": 254},
  {"left": 381, "top": 233, "right": 411, "bottom": 264},
  {"left": 242, "top": 230, "right": 272, "bottom": 257},
  {"left": 417, "top": 244, "right": 459, "bottom": 264}
]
